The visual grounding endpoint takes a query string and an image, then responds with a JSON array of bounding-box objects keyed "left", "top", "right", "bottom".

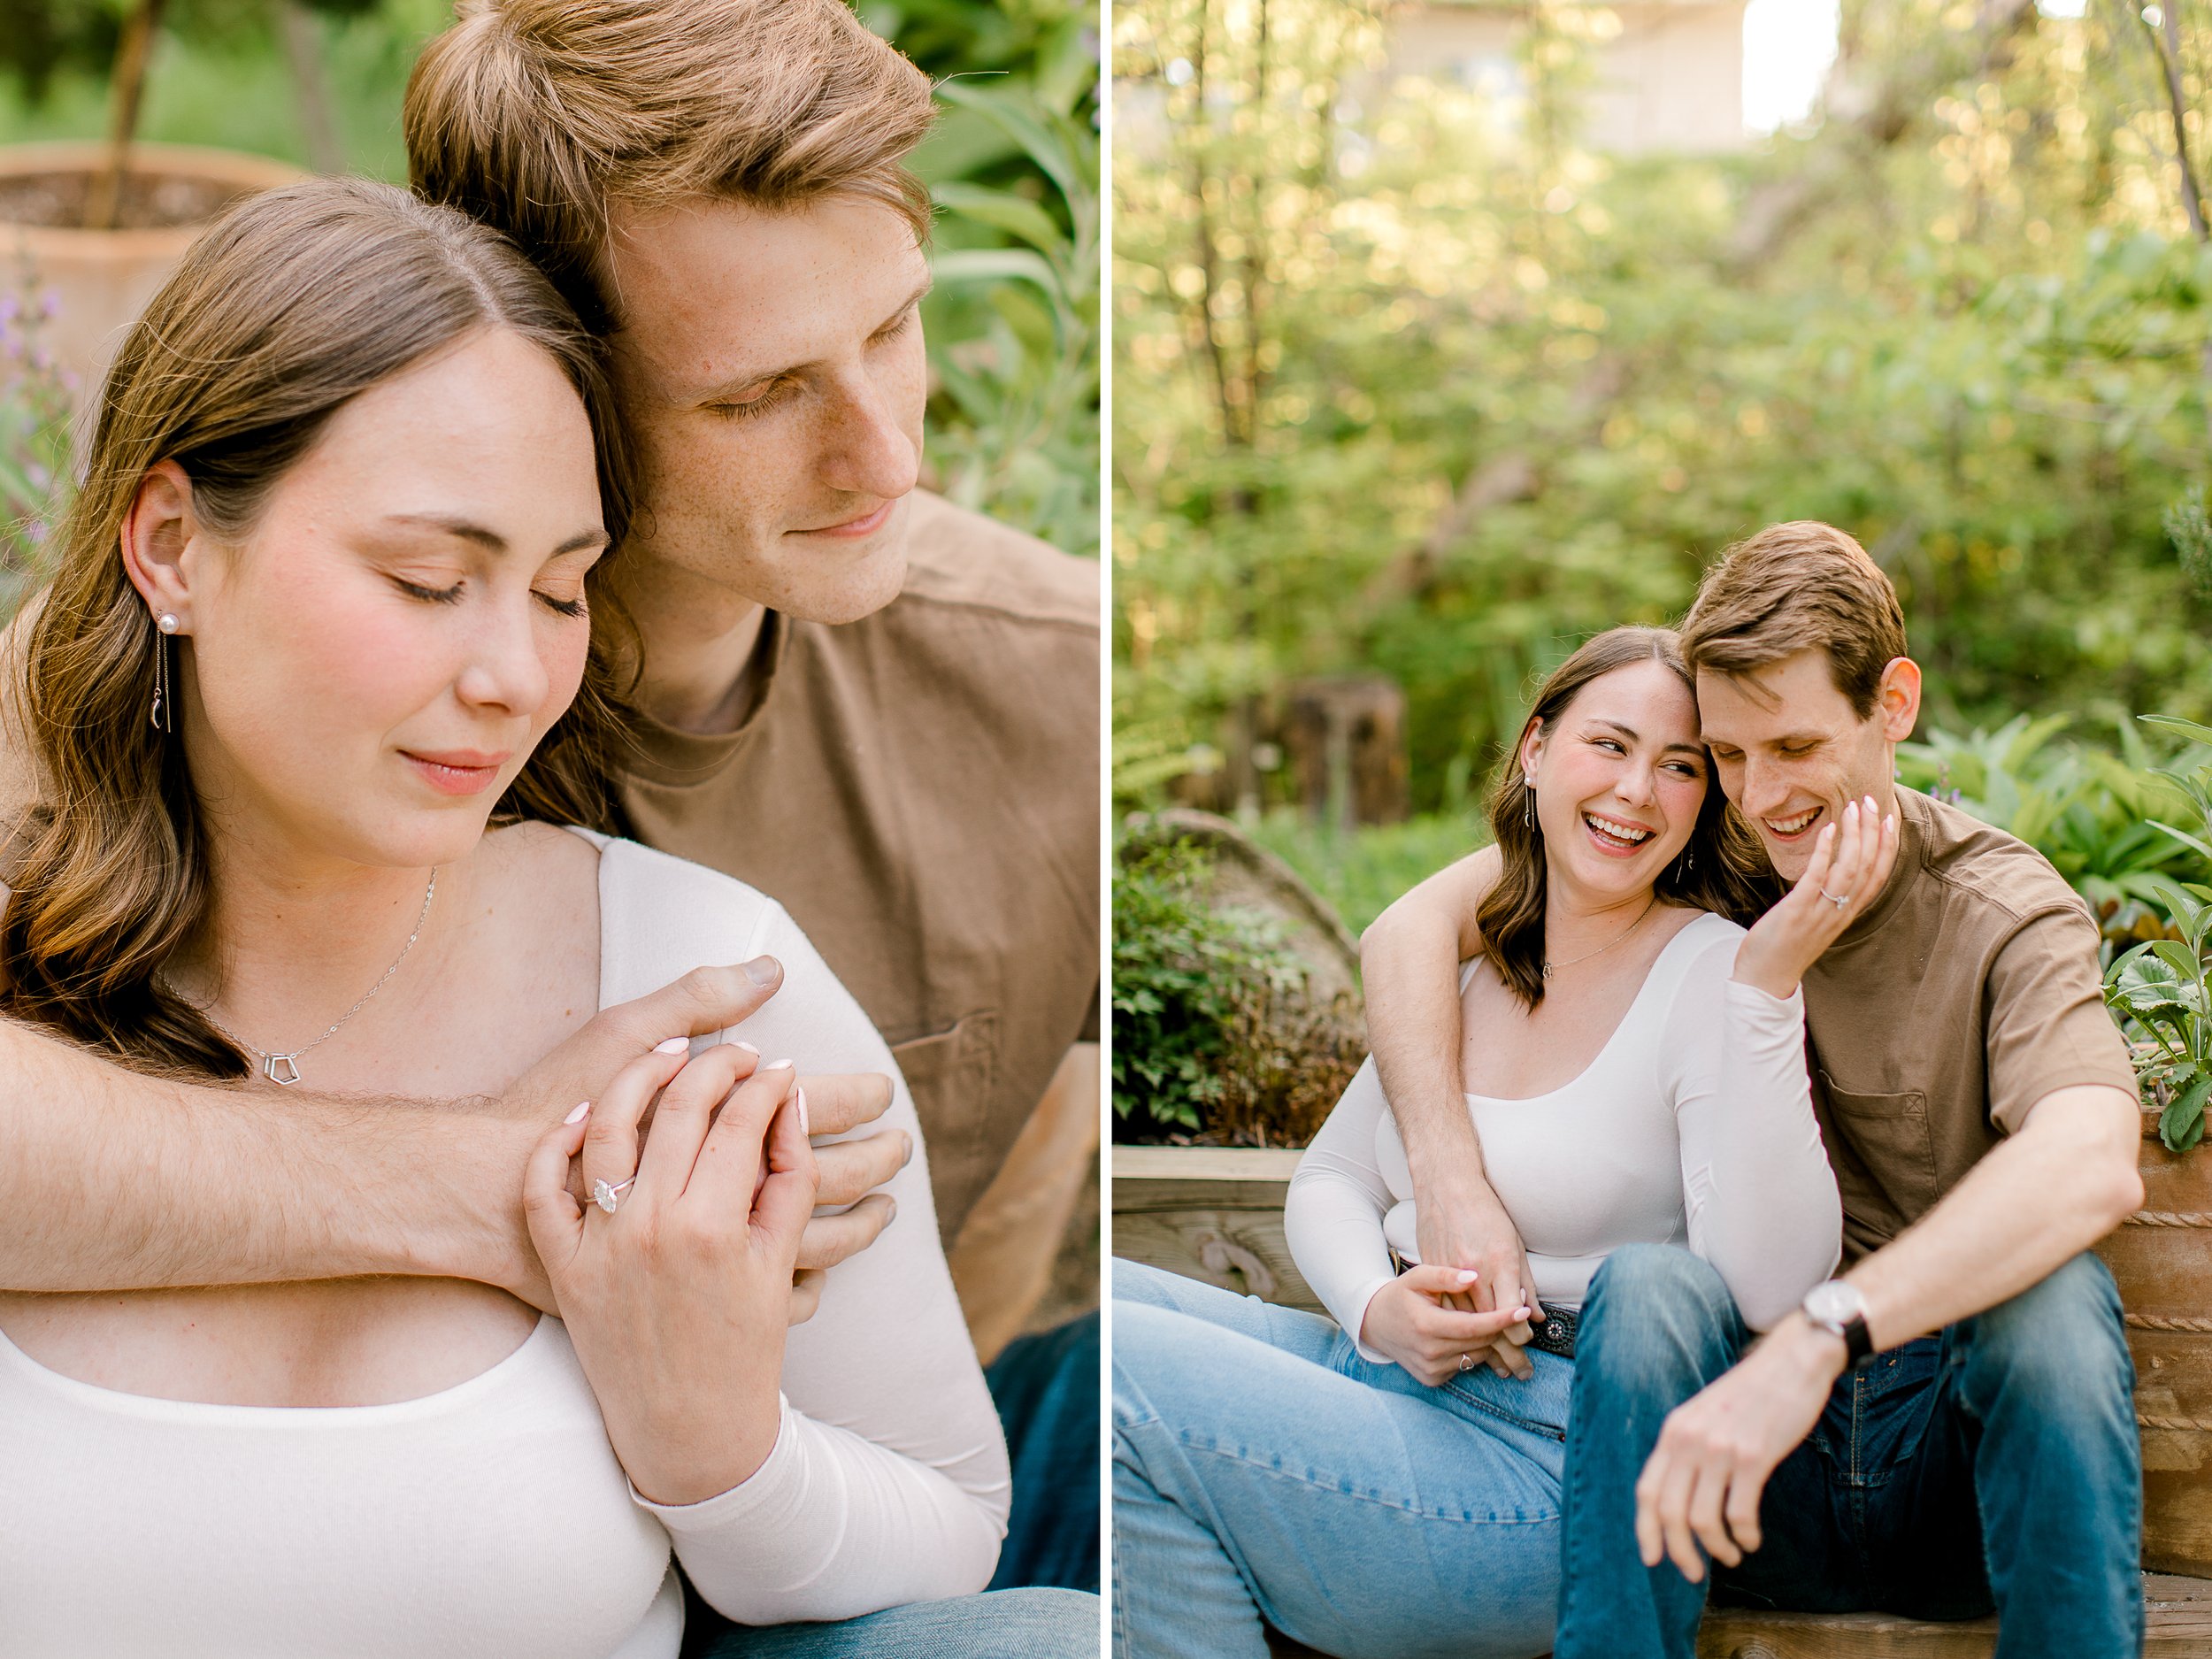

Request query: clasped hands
[
  {"left": 489, "top": 957, "right": 912, "bottom": 1507},
  {"left": 495, "top": 958, "right": 909, "bottom": 1324},
  {"left": 1363, "top": 1171, "right": 1546, "bottom": 1383}
]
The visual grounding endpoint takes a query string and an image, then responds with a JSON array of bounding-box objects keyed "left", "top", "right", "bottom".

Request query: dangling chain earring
[
  {"left": 151, "top": 612, "right": 178, "bottom": 733},
  {"left": 1683, "top": 845, "right": 1695, "bottom": 873},
  {"left": 1523, "top": 776, "right": 1536, "bottom": 829}
]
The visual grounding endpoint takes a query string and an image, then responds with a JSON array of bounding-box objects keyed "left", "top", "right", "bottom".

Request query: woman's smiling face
[
  {"left": 142, "top": 327, "right": 607, "bottom": 874},
  {"left": 1521, "top": 658, "right": 1709, "bottom": 902}
]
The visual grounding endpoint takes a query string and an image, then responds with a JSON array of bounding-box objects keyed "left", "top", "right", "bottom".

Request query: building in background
[{"left": 1380, "top": 0, "right": 1747, "bottom": 152}]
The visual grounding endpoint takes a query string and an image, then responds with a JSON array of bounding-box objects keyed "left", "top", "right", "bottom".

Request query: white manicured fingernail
[
  {"left": 1455, "top": 1270, "right": 1479, "bottom": 1285},
  {"left": 795, "top": 1087, "right": 809, "bottom": 1135},
  {"left": 763, "top": 1057, "right": 795, "bottom": 1071},
  {"left": 565, "top": 1101, "right": 591, "bottom": 1125},
  {"left": 732, "top": 1039, "right": 759, "bottom": 1056},
  {"left": 655, "top": 1037, "right": 689, "bottom": 1055}
]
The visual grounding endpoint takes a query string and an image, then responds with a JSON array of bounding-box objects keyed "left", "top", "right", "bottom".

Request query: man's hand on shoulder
[{"left": 785, "top": 1071, "right": 904, "bottom": 1325}]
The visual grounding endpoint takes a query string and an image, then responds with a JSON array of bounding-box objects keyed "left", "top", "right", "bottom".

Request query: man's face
[
  {"left": 603, "top": 194, "right": 931, "bottom": 622},
  {"left": 1696, "top": 649, "right": 1919, "bottom": 883}
]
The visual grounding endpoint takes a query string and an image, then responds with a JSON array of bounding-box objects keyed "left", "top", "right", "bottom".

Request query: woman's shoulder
[
  {"left": 566, "top": 833, "right": 802, "bottom": 1005},
  {"left": 1647, "top": 908, "right": 1747, "bottom": 996}
]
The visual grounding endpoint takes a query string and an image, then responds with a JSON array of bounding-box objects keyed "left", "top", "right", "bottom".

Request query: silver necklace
[
  {"left": 182, "top": 869, "right": 439, "bottom": 1087},
  {"left": 1541, "top": 894, "right": 1657, "bottom": 979}
]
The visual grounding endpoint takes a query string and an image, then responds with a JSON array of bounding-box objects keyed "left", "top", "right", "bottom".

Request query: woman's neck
[
  {"left": 167, "top": 829, "right": 468, "bottom": 1062},
  {"left": 1539, "top": 870, "right": 1659, "bottom": 960}
]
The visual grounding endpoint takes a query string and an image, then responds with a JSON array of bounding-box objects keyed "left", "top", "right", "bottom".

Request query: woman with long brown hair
[
  {"left": 0, "top": 178, "right": 1012, "bottom": 1657},
  {"left": 1112, "top": 626, "right": 1877, "bottom": 1659}
]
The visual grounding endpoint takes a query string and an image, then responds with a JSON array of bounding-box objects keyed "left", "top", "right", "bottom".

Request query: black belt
[{"left": 1390, "top": 1254, "right": 1578, "bottom": 1359}]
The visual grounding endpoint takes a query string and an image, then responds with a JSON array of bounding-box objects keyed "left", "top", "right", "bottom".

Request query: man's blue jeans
[
  {"left": 1554, "top": 1244, "right": 2142, "bottom": 1659},
  {"left": 986, "top": 1310, "right": 1101, "bottom": 1593},
  {"left": 1113, "top": 1258, "right": 1570, "bottom": 1659}
]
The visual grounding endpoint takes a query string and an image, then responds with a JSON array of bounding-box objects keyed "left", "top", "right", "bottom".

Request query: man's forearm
[
  {"left": 1844, "top": 1085, "right": 2143, "bottom": 1349},
  {"left": 3, "top": 1018, "right": 533, "bottom": 1294},
  {"left": 1359, "top": 850, "right": 1497, "bottom": 1181}
]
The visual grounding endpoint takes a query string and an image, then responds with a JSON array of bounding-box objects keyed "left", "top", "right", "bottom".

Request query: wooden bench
[
  {"left": 1252, "top": 1572, "right": 2212, "bottom": 1655},
  {"left": 1116, "top": 1149, "right": 2212, "bottom": 1655}
]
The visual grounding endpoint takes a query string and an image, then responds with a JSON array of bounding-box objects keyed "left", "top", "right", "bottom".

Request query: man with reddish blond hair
[
  {"left": 0, "top": 3, "right": 1098, "bottom": 1654},
  {"left": 1363, "top": 521, "right": 2144, "bottom": 1655}
]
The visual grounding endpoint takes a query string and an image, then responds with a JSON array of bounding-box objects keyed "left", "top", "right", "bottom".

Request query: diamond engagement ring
[
  {"left": 1818, "top": 887, "right": 1850, "bottom": 909},
  {"left": 592, "top": 1177, "right": 638, "bottom": 1214}
]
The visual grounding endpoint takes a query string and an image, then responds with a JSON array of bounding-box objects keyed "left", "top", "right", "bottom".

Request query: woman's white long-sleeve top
[
  {"left": 0, "top": 835, "right": 1010, "bottom": 1657},
  {"left": 1284, "top": 911, "right": 1841, "bottom": 1361}
]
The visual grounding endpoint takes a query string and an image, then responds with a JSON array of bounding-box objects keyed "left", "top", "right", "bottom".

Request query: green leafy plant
[
  {"left": 2105, "top": 715, "right": 2212, "bottom": 1149},
  {"left": 1898, "top": 715, "right": 2206, "bottom": 951},
  {"left": 912, "top": 0, "right": 1098, "bottom": 560},
  {"left": 1110, "top": 838, "right": 1303, "bottom": 1133}
]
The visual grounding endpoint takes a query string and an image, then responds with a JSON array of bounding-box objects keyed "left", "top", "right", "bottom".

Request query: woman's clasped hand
[
  {"left": 527, "top": 1041, "right": 818, "bottom": 1508},
  {"left": 1356, "top": 1264, "right": 1532, "bottom": 1387}
]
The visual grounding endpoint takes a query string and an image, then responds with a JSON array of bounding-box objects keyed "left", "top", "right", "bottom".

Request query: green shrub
[{"left": 1110, "top": 838, "right": 1303, "bottom": 1134}]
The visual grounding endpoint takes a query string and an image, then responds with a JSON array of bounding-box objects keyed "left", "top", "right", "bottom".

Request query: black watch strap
[{"left": 1839, "top": 1311, "right": 1873, "bottom": 1371}]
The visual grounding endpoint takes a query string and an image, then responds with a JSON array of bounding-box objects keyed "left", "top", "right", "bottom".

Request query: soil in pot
[{"left": 0, "top": 168, "right": 254, "bottom": 233}]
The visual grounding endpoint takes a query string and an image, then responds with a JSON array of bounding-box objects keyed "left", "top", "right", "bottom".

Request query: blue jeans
[
  {"left": 1554, "top": 1244, "right": 2142, "bottom": 1659},
  {"left": 684, "top": 1313, "right": 1101, "bottom": 1655},
  {"left": 697, "top": 1587, "right": 1099, "bottom": 1656},
  {"left": 987, "top": 1310, "right": 1102, "bottom": 1592},
  {"left": 1112, "top": 1258, "right": 1570, "bottom": 1659}
]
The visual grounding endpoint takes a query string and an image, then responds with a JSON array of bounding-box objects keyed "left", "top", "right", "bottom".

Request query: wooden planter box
[{"left": 2093, "top": 1107, "right": 2212, "bottom": 1578}]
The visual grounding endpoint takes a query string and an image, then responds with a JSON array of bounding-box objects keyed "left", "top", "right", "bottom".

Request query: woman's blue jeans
[
  {"left": 1112, "top": 1258, "right": 1570, "bottom": 1659},
  {"left": 1553, "top": 1244, "right": 2142, "bottom": 1659}
]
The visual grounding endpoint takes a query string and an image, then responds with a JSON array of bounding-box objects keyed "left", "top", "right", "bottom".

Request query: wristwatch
[{"left": 1801, "top": 1279, "right": 1875, "bottom": 1371}]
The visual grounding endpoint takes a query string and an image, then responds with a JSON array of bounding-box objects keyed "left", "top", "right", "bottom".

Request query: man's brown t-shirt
[
  {"left": 617, "top": 492, "right": 1100, "bottom": 1244},
  {"left": 1803, "top": 787, "right": 2136, "bottom": 1264}
]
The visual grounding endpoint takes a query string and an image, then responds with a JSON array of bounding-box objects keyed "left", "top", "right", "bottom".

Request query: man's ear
[
  {"left": 119, "top": 460, "right": 202, "bottom": 628},
  {"left": 1875, "top": 657, "right": 1921, "bottom": 743}
]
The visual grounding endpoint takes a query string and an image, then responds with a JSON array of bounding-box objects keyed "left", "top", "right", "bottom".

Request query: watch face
[{"left": 1805, "top": 1281, "right": 1863, "bottom": 1327}]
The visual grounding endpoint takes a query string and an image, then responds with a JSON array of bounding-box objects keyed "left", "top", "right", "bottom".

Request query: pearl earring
[{"left": 150, "top": 613, "right": 179, "bottom": 733}]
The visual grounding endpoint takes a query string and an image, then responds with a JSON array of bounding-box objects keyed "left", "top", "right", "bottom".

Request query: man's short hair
[
  {"left": 1679, "top": 520, "right": 1909, "bottom": 718},
  {"left": 403, "top": 0, "right": 937, "bottom": 334}
]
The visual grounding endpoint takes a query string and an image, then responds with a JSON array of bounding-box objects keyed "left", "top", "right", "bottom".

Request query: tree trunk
[{"left": 83, "top": 0, "right": 167, "bottom": 232}]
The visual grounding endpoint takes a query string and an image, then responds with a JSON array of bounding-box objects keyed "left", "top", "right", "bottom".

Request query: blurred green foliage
[
  {"left": 1114, "top": 0, "right": 2212, "bottom": 809},
  {"left": 1245, "top": 809, "right": 1485, "bottom": 937},
  {"left": 0, "top": 0, "right": 1098, "bottom": 561}
]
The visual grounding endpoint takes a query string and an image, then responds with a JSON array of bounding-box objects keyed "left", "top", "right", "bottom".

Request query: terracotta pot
[
  {"left": 2093, "top": 1107, "right": 2212, "bottom": 1576},
  {"left": 0, "top": 142, "right": 307, "bottom": 411}
]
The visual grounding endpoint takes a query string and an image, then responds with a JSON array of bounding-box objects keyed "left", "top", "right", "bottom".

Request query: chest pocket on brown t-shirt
[
  {"left": 890, "top": 1011, "right": 1002, "bottom": 1244},
  {"left": 1817, "top": 1072, "right": 1941, "bottom": 1250}
]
